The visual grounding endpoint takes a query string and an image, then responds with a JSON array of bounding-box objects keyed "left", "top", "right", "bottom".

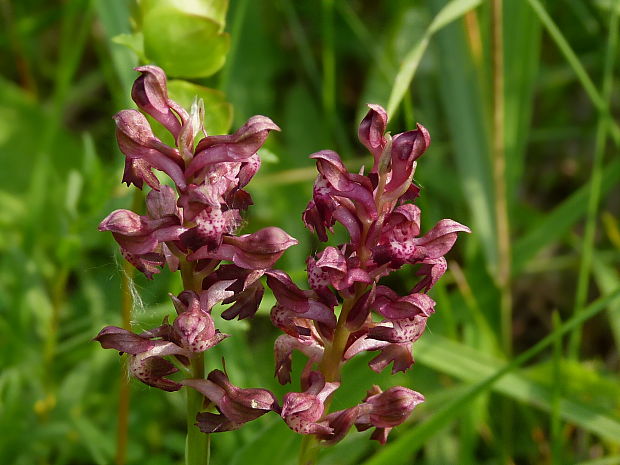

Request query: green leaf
[
  {"left": 429, "top": 0, "right": 496, "bottom": 273},
  {"left": 167, "top": 80, "right": 233, "bottom": 135},
  {"left": 142, "top": 7, "right": 230, "bottom": 78},
  {"left": 142, "top": 0, "right": 229, "bottom": 29},
  {"left": 386, "top": 0, "right": 482, "bottom": 116},
  {"left": 504, "top": 1, "right": 541, "bottom": 201},
  {"left": 112, "top": 32, "right": 146, "bottom": 61},
  {"left": 415, "top": 334, "right": 620, "bottom": 443}
]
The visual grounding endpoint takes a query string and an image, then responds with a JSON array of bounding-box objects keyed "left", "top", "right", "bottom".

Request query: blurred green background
[{"left": 1, "top": 0, "right": 619, "bottom": 464}]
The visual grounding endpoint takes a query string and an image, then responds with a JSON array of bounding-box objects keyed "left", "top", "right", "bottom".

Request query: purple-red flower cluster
[
  {"left": 99, "top": 65, "right": 295, "bottom": 279},
  {"left": 95, "top": 65, "right": 469, "bottom": 448},
  {"left": 95, "top": 66, "right": 295, "bottom": 412},
  {"left": 270, "top": 104, "right": 470, "bottom": 443}
]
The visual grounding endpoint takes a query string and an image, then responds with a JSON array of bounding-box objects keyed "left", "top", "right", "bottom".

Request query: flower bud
[
  {"left": 132, "top": 65, "right": 187, "bottom": 138},
  {"left": 358, "top": 104, "right": 388, "bottom": 171},
  {"left": 364, "top": 386, "right": 424, "bottom": 428}
]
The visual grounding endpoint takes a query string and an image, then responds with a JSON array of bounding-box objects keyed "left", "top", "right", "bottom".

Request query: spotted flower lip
[
  {"left": 310, "top": 150, "right": 377, "bottom": 222},
  {"left": 281, "top": 371, "right": 339, "bottom": 435},
  {"left": 373, "top": 217, "right": 471, "bottom": 267},
  {"left": 171, "top": 288, "right": 233, "bottom": 353},
  {"left": 372, "top": 286, "right": 436, "bottom": 320}
]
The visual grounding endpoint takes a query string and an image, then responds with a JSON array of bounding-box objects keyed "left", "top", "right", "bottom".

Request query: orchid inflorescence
[{"left": 95, "top": 66, "right": 470, "bottom": 451}]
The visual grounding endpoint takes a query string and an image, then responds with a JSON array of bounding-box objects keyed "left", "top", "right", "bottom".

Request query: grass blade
[
  {"left": 526, "top": 0, "right": 620, "bottom": 146},
  {"left": 386, "top": 0, "right": 482, "bottom": 116},
  {"left": 513, "top": 159, "right": 620, "bottom": 273},
  {"left": 568, "top": 3, "right": 619, "bottom": 357},
  {"left": 360, "top": 289, "right": 620, "bottom": 465}
]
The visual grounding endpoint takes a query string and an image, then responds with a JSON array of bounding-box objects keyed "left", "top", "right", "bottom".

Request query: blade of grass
[
  {"left": 321, "top": 0, "right": 335, "bottom": 118},
  {"left": 492, "top": 2, "right": 514, "bottom": 459},
  {"left": 526, "top": 0, "right": 620, "bottom": 146},
  {"left": 93, "top": 0, "right": 137, "bottom": 94},
  {"left": 386, "top": 0, "right": 482, "bottom": 116},
  {"left": 27, "top": 0, "right": 93, "bottom": 243},
  {"left": 592, "top": 253, "right": 620, "bottom": 350},
  {"left": 279, "top": 0, "right": 351, "bottom": 155},
  {"left": 218, "top": 0, "right": 249, "bottom": 93},
  {"left": 568, "top": 3, "right": 619, "bottom": 358},
  {"left": 360, "top": 289, "right": 620, "bottom": 465},
  {"left": 335, "top": 1, "right": 395, "bottom": 83},
  {"left": 574, "top": 457, "right": 620, "bottom": 465},
  {"left": 491, "top": 0, "right": 511, "bottom": 355},
  {"left": 429, "top": 0, "right": 497, "bottom": 280},
  {"left": 512, "top": 159, "right": 620, "bottom": 274},
  {"left": 503, "top": 1, "right": 541, "bottom": 201},
  {"left": 551, "top": 312, "right": 563, "bottom": 465},
  {"left": 414, "top": 334, "right": 620, "bottom": 444}
]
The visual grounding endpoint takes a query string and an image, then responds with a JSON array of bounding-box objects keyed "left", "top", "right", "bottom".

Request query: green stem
[
  {"left": 492, "top": 1, "right": 514, "bottom": 462},
  {"left": 298, "top": 286, "right": 365, "bottom": 465},
  {"left": 568, "top": 2, "right": 618, "bottom": 359},
  {"left": 116, "top": 258, "right": 134, "bottom": 465},
  {"left": 186, "top": 354, "right": 210, "bottom": 465},
  {"left": 321, "top": 0, "right": 335, "bottom": 118},
  {"left": 181, "top": 259, "right": 210, "bottom": 465},
  {"left": 116, "top": 190, "right": 141, "bottom": 465},
  {"left": 526, "top": 0, "right": 620, "bottom": 147}
]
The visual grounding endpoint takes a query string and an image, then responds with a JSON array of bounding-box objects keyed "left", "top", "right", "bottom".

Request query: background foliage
[{"left": 1, "top": 0, "right": 619, "bottom": 464}]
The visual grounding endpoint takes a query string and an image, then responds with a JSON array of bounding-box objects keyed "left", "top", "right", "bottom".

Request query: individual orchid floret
[
  {"left": 99, "top": 187, "right": 185, "bottom": 278},
  {"left": 307, "top": 246, "right": 371, "bottom": 301},
  {"left": 114, "top": 109, "right": 186, "bottom": 190},
  {"left": 170, "top": 288, "right": 232, "bottom": 353},
  {"left": 319, "top": 385, "right": 424, "bottom": 445},
  {"left": 180, "top": 207, "right": 241, "bottom": 251},
  {"left": 281, "top": 372, "right": 339, "bottom": 435},
  {"left": 373, "top": 218, "right": 471, "bottom": 268},
  {"left": 189, "top": 227, "right": 298, "bottom": 269},
  {"left": 186, "top": 115, "right": 281, "bottom": 179},
  {"left": 358, "top": 104, "right": 388, "bottom": 171},
  {"left": 94, "top": 325, "right": 190, "bottom": 392},
  {"left": 372, "top": 286, "right": 436, "bottom": 320},
  {"left": 201, "top": 264, "right": 266, "bottom": 320},
  {"left": 183, "top": 370, "right": 280, "bottom": 433},
  {"left": 411, "top": 257, "right": 448, "bottom": 293},
  {"left": 132, "top": 65, "right": 188, "bottom": 138},
  {"left": 310, "top": 150, "right": 377, "bottom": 222},
  {"left": 383, "top": 124, "right": 430, "bottom": 196},
  {"left": 354, "top": 385, "right": 424, "bottom": 444},
  {"left": 344, "top": 315, "right": 428, "bottom": 374},
  {"left": 274, "top": 333, "right": 324, "bottom": 385}
]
